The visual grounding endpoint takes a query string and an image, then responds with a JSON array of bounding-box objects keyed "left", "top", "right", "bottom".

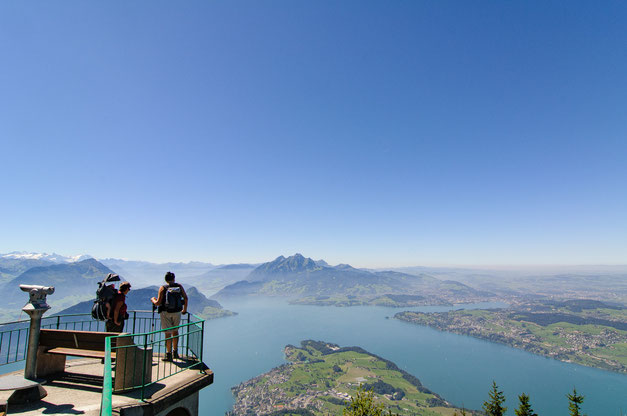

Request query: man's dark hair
[
  {"left": 119, "top": 282, "right": 131, "bottom": 292},
  {"left": 165, "top": 271, "right": 175, "bottom": 282}
]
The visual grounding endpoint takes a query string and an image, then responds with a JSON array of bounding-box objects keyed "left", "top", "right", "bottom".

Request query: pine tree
[
  {"left": 567, "top": 388, "right": 585, "bottom": 416},
  {"left": 514, "top": 393, "right": 537, "bottom": 416},
  {"left": 482, "top": 381, "right": 507, "bottom": 416},
  {"left": 343, "top": 385, "right": 386, "bottom": 416}
]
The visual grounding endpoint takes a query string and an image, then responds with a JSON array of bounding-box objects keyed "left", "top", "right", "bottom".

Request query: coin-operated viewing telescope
[
  {"left": 20, "top": 285, "right": 55, "bottom": 310},
  {"left": 20, "top": 284, "right": 55, "bottom": 381}
]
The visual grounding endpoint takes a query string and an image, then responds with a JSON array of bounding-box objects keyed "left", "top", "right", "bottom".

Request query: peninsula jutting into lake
[{"left": 229, "top": 340, "right": 464, "bottom": 416}]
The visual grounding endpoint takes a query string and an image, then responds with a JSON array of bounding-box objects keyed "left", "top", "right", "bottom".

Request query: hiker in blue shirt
[{"left": 151, "top": 271, "right": 188, "bottom": 362}]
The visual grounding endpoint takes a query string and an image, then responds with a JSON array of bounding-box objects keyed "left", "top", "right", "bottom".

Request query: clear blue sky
[{"left": 1, "top": 1, "right": 626, "bottom": 267}]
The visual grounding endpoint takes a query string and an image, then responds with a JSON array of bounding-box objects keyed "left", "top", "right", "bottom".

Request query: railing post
[
  {"left": 15, "top": 330, "right": 22, "bottom": 362},
  {"left": 141, "top": 333, "right": 148, "bottom": 401},
  {"left": 132, "top": 311, "right": 136, "bottom": 334},
  {"left": 7, "top": 333, "right": 12, "bottom": 364},
  {"left": 100, "top": 336, "right": 113, "bottom": 416},
  {"left": 200, "top": 320, "right": 205, "bottom": 374},
  {"left": 185, "top": 313, "right": 190, "bottom": 359},
  {"left": 56, "top": 316, "right": 60, "bottom": 329}
]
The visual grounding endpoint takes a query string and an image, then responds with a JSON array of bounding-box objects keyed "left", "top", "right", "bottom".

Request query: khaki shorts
[{"left": 160, "top": 311, "right": 181, "bottom": 330}]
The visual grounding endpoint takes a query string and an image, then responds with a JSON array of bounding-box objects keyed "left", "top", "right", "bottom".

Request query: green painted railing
[
  {"left": 101, "top": 336, "right": 113, "bottom": 415},
  {"left": 0, "top": 311, "right": 164, "bottom": 366},
  {"left": 99, "top": 312, "right": 205, "bottom": 416},
  {"left": 0, "top": 311, "right": 206, "bottom": 416}
]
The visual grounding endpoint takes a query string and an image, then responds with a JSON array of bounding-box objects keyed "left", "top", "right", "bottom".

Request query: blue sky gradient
[{"left": 1, "top": 1, "right": 626, "bottom": 267}]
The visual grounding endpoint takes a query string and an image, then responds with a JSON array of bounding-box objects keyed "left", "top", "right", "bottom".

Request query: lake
[{"left": 200, "top": 298, "right": 627, "bottom": 415}]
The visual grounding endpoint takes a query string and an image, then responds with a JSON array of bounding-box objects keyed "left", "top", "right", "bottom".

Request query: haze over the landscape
[{"left": 2, "top": 249, "right": 625, "bottom": 414}]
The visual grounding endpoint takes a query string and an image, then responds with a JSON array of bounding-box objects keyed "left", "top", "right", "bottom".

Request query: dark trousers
[{"left": 106, "top": 320, "right": 124, "bottom": 333}]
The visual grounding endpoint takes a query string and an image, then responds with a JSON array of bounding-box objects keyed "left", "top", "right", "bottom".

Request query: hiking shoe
[
  {"left": 162, "top": 352, "right": 173, "bottom": 362},
  {"left": 173, "top": 351, "right": 180, "bottom": 360}
]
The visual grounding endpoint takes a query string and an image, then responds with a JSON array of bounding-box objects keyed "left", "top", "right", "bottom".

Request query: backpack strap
[{"left": 160, "top": 284, "right": 168, "bottom": 305}]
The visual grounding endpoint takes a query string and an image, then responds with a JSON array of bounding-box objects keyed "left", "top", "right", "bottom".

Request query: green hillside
[{"left": 229, "top": 340, "right": 469, "bottom": 416}]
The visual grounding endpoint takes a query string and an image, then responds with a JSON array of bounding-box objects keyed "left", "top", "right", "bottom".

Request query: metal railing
[
  {"left": 0, "top": 310, "right": 172, "bottom": 366},
  {"left": 0, "top": 311, "right": 206, "bottom": 415},
  {"left": 0, "top": 318, "right": 30, "bottom": 365},
  {"left": 99, "top": 313, "right": 205, "bottom": 415}
]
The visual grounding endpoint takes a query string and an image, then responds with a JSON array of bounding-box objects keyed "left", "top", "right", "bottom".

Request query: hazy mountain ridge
[
  {"left": 57, "top": 285, "right": 223, "bottom": 315},
  {"left": 0, "top": 252, "right": 217, "bottom": 289},
  {"left": 0, "top": 257, "right": 56, "bottom": 280},
  {"left": 394, "top": 266, "right": 627, "bottom": 305},
  {"left": 0, "top": 252, "right": 251, "bottom": 306},
  {"left": 3, "top": 258, "right": 115, "bottom": 309},
  {"left": 5, "top": 251, "right": 623, "bottom": 309},
  {"left": 214, "top": 254, "right": 491, "bottom": 305},
  {"left": 98, "top": 258, "right": 216, "bottom": 288},
  {"left": 215, "top": 264, "right": 257, "bottom": 270},
  {"left": 183, "top": 264, "right": 258, "bottom": 297}
]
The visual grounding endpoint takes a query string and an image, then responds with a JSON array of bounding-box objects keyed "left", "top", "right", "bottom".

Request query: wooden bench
[
  {"left": 40, "top": 329, "right": 125, "bottom": 359},
  {"left": 36, "top": 329, "right": 133, "bottom": 377}
]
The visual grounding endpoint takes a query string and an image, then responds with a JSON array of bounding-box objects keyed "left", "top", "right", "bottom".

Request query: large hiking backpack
[
  {"left": 91, "top": 273, "right": 120, "bottom": 321},
  {"left": 163, "top": 284, "right": 184, "bottom": 313}
]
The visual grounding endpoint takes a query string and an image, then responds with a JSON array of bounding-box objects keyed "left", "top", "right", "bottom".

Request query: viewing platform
[
  {"left": 0, "top": 286, "right": 213, "bottom": 416},
  {"left": 0, "top": 356, "right": 212, "bottom": 416}
]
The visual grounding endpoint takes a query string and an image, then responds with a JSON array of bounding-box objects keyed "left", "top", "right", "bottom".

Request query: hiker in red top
[{"left": 106, "top": 281, "right": 131, "bottom": 333}]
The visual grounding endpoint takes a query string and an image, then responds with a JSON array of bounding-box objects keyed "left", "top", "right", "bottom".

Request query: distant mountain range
[
  {"left": 0, "top": 254, "right": 235, "bottom": 319},
  {"left": 214, "top": 254, "right": 491, "bottom": 305},
  {"left": 0, "top": 252, "right": 490, "bottom": 311},
  {"left": 4, "top": 250, "right": 624, "bottom": 310},
  {"left": 0, "top": 257, "right": 55, "bottom": 280},
  {"left": 1, "top": 251, "right": 93, "bottom": 263},
  {"left": 0, "top": 253, "right": 245, "bottom": 313},
  {"left": 57, "top": 285, "right": 224, "bottom": 315},
  {"left": 3, "top": 258, "right": 116, "bottom": 310},
  {"left": 98, "top": 258, "right": 216, "bottom": 288},
  {"left": 1, "top": 252, "right": 218, "bottom": 288},
  {"left": 183, "top": 264, "right": 258, "bottom": 296}
]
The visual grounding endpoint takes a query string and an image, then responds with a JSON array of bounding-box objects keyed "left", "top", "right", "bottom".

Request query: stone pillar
[{"left": 19, "top": 285, "right": 54, "bottom": 381}]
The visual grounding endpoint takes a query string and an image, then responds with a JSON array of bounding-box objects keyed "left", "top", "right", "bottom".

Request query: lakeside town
[{"left": 395, "top": 300, "right": 627, "bottom": 373}]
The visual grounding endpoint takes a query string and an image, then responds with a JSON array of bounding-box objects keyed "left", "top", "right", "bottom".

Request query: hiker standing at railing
[
  {"left": 151, "top": 271, "right": 188, "bottom": 362},
  {"left": 106, "top": 281, "right": 131, "bottom": 333}
]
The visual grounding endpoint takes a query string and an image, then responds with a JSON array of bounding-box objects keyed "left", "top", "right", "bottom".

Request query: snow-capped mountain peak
[{"left": 0, "top": 251, "right": 93, "bottom": 263}]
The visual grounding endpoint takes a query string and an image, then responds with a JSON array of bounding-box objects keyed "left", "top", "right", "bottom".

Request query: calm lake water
[{"left": 201, "top": 298, "right": 627, "bottom": 416}]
